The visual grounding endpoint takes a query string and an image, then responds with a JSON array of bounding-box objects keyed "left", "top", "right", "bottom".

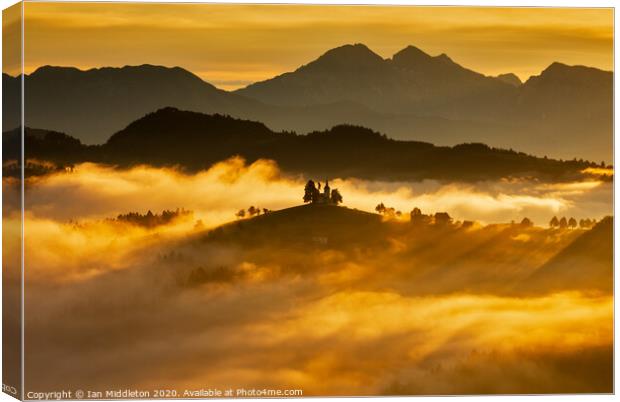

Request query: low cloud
[
  {"left": 6, "top": 158, "right": 612, "bottom": 395},
  {"left": 19, "top": 158, "right": 612, "bottom": 227}
]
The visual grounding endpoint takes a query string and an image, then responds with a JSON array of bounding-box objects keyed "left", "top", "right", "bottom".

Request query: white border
[{"left": 0, "top": 1, "right": 616, "bottom": 402}]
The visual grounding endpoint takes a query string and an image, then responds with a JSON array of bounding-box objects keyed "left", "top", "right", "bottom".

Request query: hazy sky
[{"left": 21, "top": 3, "right": 613, "bottom": 90}]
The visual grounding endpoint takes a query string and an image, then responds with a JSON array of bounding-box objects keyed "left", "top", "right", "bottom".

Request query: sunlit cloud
[
  {"left": 19, "top": 158, "right": 611, "bottom": 228},
  {"left": 6, "top": 4, "right": 614, "bottom": 394},
  {"left": 22, "top": 4, "right": 613, "bottom": 88},
  {"left": 582, "top": 166, "right": 614, "bottom": 178},
  {"left": 13, "top": 157, "right": 612, "bottom": 394}
]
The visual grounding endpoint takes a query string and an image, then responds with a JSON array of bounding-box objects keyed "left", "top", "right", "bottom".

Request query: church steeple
[{"left": 303, "top": 178, "right": 341, "bottom": 205}]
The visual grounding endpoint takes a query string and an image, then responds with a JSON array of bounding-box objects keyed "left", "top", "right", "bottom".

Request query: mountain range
[
  {"left": 3, "top": 43, "right": 612, "bottom": 161},
  {"left": 3, "top": 108, "right": 603, "bottom": 182}
]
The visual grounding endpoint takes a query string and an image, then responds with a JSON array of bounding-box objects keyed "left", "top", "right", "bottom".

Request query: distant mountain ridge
[
  {"left": 237, "top": 44, "right": 516, "bottom": 117},
  {"left": 4, "top": 64, "right": 264, "bottom": 144},
  {"left": 236, "top": 44, "right": 612, "bottom": 162},
  {"left": 3, "top": 43, "right": 612, "bottom": 161},
  {"left": 4, "top": 108, "right": 604, "bottom": 183}
]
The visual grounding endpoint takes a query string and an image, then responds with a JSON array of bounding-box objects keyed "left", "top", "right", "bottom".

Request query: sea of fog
[
  {"left": 1, "top": 158, "right": 612, "bottom": 394},
  {"left": 13, "top": 157, "right": 613, "bottom": 228}
]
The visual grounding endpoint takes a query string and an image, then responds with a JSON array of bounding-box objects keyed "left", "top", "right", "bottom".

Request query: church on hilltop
[{"left": 303, "top": 179, "right": 343, "bottom": 205}]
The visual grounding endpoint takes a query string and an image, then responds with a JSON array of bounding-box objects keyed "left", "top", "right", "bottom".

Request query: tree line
[
  {"left": 549, "top": 216, "right": 596, "bottom": 229},
  {"left": 376, "top": 203, "right": 597, "bottom": 230},
  {"left": 114, "top": 208, "right": 192, "bottom": 228},
  {"left": 236, "top": 206, "right": 271, "bottom": 219}
]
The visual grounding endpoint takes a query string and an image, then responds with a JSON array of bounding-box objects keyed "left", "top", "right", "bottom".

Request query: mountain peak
[
  {"left": 539, "top": 61, "right": 609, "bottom": 76},
  {"left": 30, "top": 65, "right": 82, "bottom": 77},
  {"left": 391, "top": 45, "right": 432, "bottom": 66},
  {"left": 323, "top": 43, "right": 381, "bottom": 58},
  {"left": 396, "top": 45, "right": 431, "bottom": 57},
  {"left": 391, "top": 46, "right": 459, "bottom": 70},
  {"left": 495, "top": 73, "right": 522, "bottom": 87},
  {"left": 435, "top": 53, "right": 454, "bottom": 63},
  {"left": 30, "top": 64, "right": 202, "bottom": 78},
  {"left": 526, "top": 61, "right": 612, "bottom": 85},
  {"left": 543, "top": 61, "right": 570, "bottom": 73},
  {"left": 28, "top": 64, "right": 217, "bottom": 94},
  {"left": 304, "top": 43, "right": 384, "bottom": 71}
]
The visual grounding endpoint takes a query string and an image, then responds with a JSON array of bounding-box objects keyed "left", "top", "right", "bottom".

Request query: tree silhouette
[
  {"left": 520, "top": 217, "right": 533, "bottom": 227},
  {"left": 303, "top": 180, "right": 319, "bottom": 203},
  {"left": 330, "top": 188, "right": 343, "bottom": 205},
  {"left": 549, "top": 216, "right": 559, "bottom": 228},
  {"left": 248, "top": 206, "right": 257, "bottom": 216},
  {"left": 116, "top": 208, "right": 191, "bottom": 228},
  {"left": 559, "top": 217, "right": 568, "bottom": 229},
  {"left": 410, "top": 207, "right": 431, "bottom": 225},
  {"left": 580, "top": 218, "right": 594, "bottom": 229},
  {"left": 375, "top": 203, "right": 386, "bottom": 214},
  {"left": 434, "top": 212, "right": 452, "bottom": 225},
  {"left": 568, "top": 217, "right": 577, "bottom": 228},
  {"left": 235, "top": 209, "right": 246, "bottom": 219}
]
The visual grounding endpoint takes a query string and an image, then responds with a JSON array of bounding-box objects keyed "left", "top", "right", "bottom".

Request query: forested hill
[{"left": 4, "top": 108, "right": 607, "bottom": 182}]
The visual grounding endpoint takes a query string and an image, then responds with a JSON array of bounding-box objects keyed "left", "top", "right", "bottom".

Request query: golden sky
[{"left": 19, "top": 3, "right": 614, "bottom": 90}]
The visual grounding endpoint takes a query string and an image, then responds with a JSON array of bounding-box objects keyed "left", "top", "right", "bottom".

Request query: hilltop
[
  {"left": 189, "top": 202, "right": 612, "bottom": 296},
  {"left": 525, "top": 216, "right": 613, "bottom": 293},
  {"left": 202, "top": 204, "right": 384, "bottom": 248}
]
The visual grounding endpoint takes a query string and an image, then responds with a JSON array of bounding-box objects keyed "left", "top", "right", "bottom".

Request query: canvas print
[{"left": 2, "top": 2, "right": 614, "bottom": 399}]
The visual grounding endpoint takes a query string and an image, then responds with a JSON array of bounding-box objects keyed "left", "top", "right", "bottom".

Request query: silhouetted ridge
[
  {"left": 31, "top": 65, "right": 83, "bottom": 77},
  {"left": 391, "top": 45, "right": 433, "bottom": 67},
  {"left": 3, "top": 45, "right": 612, "bottom": 161},
  {"left": 3, "top": 127, "right": 93, "bottom": 177},
  {"left": 306, "top": 43, "right": 385, "bottom": 72},
  {"left": 526, "top": 62, "right": 611, "bottom": 86},
  {"left": 518, "top": 61, "right": 612, "bottom": 127},
  {"left": 306, "top": 124, "right": 388, "bottom": 142},
  {"left": 540, "top": 61, "right": 576, "bottom": 75},
  {"left": 9, "top": 109, "right": 604, "bottom": 182},
  {"left": 237, "top": 42, "right": 519, "bottom": 123},
  {"left": 105, "top": 108, "right": 277, "bottom": 165},
  {"left": 391, "top": 46, "right": 459, "bottom": 70},
  {"left": 205, "top": 204, "right": 384, "bottom": 248},
  {"left": 495, "top": 73, "right": 522, "bottom": 87},
  {"left": 30, "top": 64, "right": 208, "bottom": 85},
  {"left": 5, "top": 64, "right": 264, "bottom": 145},
  {"left": 108, "top": 107, "right": 272, "bottom": 143},
  {"left": 435, "top": 53, "right": 453, "bottom": 63}
]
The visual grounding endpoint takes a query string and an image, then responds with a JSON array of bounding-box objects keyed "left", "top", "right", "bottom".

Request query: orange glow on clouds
[{"left": 20, "top": 3, "right": 613, "bottom": 89}]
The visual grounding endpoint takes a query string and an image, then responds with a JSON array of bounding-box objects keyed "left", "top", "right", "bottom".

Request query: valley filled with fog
[{"left": 3, "top": 159, "right": 611, "bottom": 394}]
